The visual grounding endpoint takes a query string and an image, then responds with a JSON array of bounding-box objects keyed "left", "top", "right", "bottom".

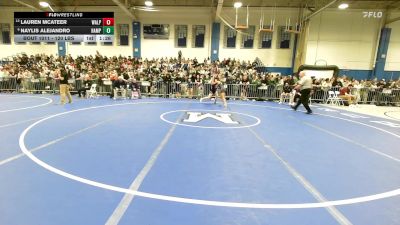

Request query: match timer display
[{"left": 14, "top": 12, "right": 114, "bottom": 42}]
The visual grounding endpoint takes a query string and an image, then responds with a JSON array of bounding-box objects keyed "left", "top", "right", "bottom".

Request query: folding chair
[
  {"left": 326, "top": 90, "right": 343, "bottom": 105},
  {"left": 334, "top": 91, "right": 345, "bottom": 105},
  {"left": 87, "top": 84, "right": 98, "bottom": 98},
  {"left": 113, "top": 87, "right": 127, "bottom": 100}
]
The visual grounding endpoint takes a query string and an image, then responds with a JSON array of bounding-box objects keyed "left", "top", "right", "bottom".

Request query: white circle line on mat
[
  {"left": 19, "top": 101, "right": 400, "bottom": 209},
  {"left": 0, "top": 95, "right": 53, "bottom": 113}
]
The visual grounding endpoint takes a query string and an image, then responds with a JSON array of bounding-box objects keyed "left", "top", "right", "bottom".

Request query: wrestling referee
[{"left": 291, "top": 71, "right": 313, "bottom": 114}]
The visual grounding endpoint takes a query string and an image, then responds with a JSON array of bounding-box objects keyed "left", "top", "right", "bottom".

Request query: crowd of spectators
[{"left": 0, "top": 53, "right": 399, "bottom": 103}]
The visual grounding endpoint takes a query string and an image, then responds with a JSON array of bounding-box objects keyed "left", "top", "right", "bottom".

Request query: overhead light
[
  {"left": 144, "top": 0, "right": 153, "bottom": 7},
  {"left": 134, "top": 6, "right": 159, "bottom": 11},
  {"left": 39, "top": 1, "right": 49, "bottom": 7},
  {"left": 338, "top": 3, "right": 349, "bottom": 9},
  {"left": 131, "top": 6, "right": 159, "bottom": 11},
  {"left": 39, "top": 1, "right": 54, "bottom": 11},
  {"left": 234, "top": 2, "right": 242, "bottom": 8}
]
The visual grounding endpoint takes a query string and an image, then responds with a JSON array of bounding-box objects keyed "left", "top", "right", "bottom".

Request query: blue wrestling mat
[{"left": 0, "top": 94, "right": 399, "bottom": 225}]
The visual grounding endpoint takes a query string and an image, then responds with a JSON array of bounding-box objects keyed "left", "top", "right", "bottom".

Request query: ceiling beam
[
  {"left": 215, "top": 0, "right": 223, "bottom": 21},
  {"left": 387, "top": 0, "right": 400, "bottom": 8},
  {"left": 388, "top": 4, "right": 400, "bottom": 11},
  {"left": 386, "top": 16, "right": 400, "bottom": 25},
  {"left": 13, "top": 0, "right": 42, "bottom": 11},
  {"left": 111, "top": 0, "right": 137, "bottom": 20},
  {"left": 303, "top": 0, "right": 338, "bottom": 21}
]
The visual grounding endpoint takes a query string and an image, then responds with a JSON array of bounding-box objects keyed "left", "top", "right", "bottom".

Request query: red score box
[{"left": 102, "top": 18, "right": 114, "bottom": 26}]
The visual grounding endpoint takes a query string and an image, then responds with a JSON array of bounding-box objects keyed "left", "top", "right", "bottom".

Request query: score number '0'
[
  {"left": 103, "top": 27, "right": 114, "bottom": 34},
  {"left": 102, "top": 18, "right": 114, "bottom": 26}
]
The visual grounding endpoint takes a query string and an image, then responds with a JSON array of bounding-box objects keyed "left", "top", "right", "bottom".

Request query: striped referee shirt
[{"left": 298, "top": 76, "right": 312, "bottom": 90}]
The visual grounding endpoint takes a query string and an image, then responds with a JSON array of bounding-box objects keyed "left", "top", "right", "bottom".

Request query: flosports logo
[
  {"left": 363, "top": 11, "right": 383, "bottom": 18},
  {"left": 183, "top": 112, "right": 239, "bottom": 124}
]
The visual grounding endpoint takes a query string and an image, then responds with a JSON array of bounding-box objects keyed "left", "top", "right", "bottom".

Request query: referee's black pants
[{"left": 294, "top": 88, "right": 312, "bottom": 113}]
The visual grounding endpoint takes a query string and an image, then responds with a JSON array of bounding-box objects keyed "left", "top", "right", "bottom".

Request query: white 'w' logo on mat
[{"left": 183, "top": 112, "right": 239, "bottom": 124}]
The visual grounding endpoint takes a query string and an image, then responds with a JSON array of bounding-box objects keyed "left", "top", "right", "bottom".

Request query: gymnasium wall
[
  {"left": 306, "top": 9, "right": 381, "bottom": 79},
  {"left": 136, "top": 7, "right": 211, "bottom": 61},
  {"left": 306, "top": 9, "right": 400, "bottom": 80},
  {"left": 385, "top": 12, "right": 400, "bottom": 80}
]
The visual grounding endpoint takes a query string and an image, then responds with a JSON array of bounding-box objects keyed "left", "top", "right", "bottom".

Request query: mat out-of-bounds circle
[
  {"left": 0, "top": 95, "right": 53, "bottom": 113},
  {"left": 19, "top": 101, "right": 400, "bottom": 209}
]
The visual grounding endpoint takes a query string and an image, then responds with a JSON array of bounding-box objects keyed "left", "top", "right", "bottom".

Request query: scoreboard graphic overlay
[{"left": 14, "top": 12, "right": 114, "bottom": 42}]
